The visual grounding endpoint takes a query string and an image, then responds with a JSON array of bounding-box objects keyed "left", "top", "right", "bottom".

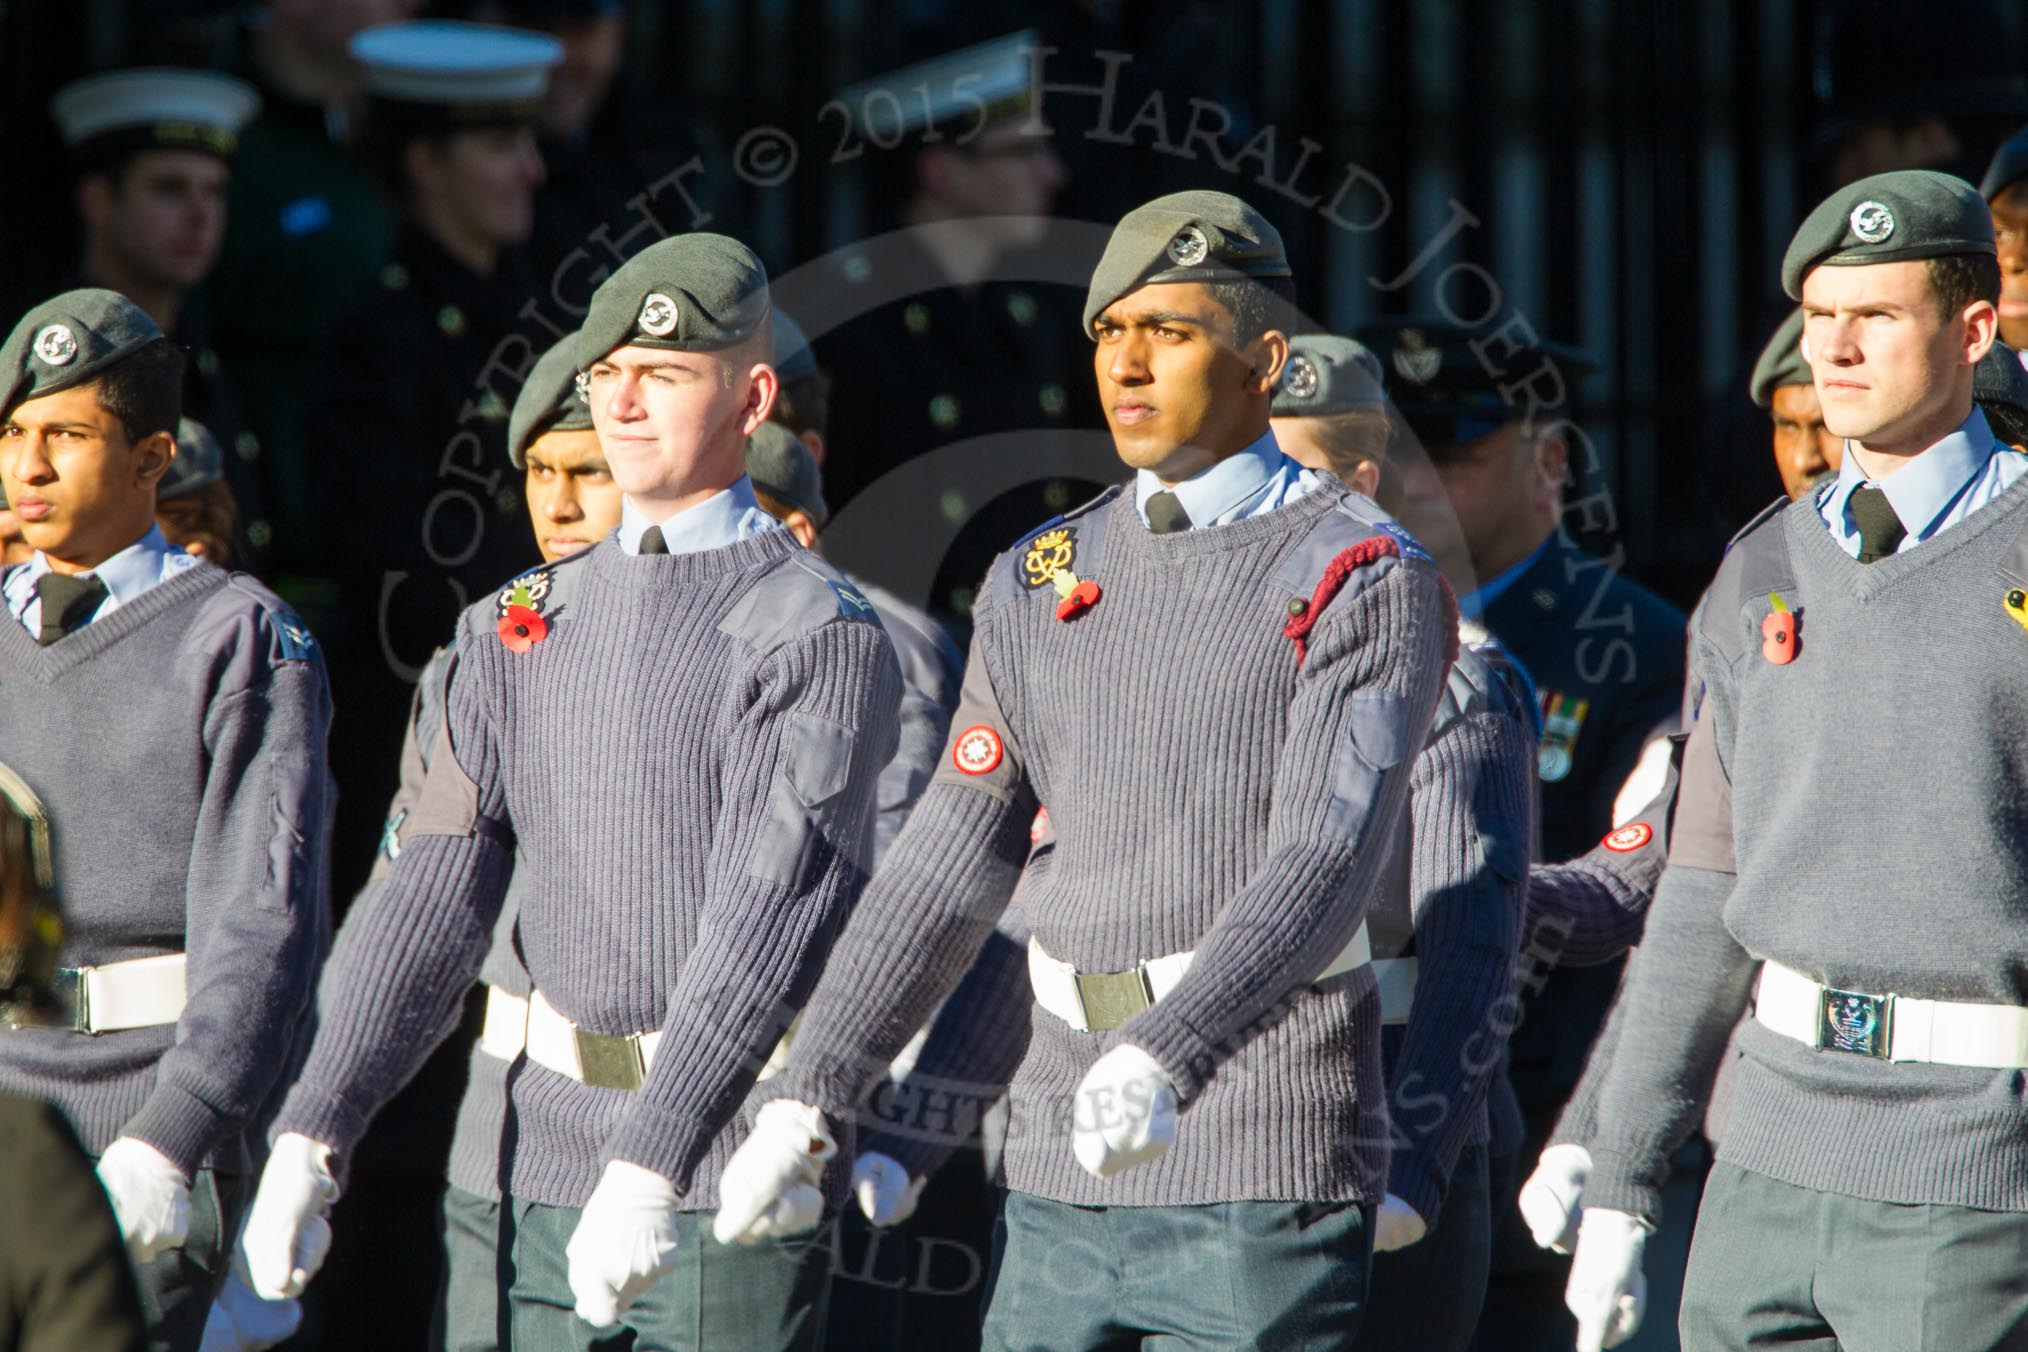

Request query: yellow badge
[{"left": 1022, "top": 528, "right": 1076, "bottom": 589}]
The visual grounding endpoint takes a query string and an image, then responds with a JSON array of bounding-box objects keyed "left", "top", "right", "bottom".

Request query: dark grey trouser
[
  {"left": 135, "top": 1169, "right": 245, "bottom": 1352},
  {"left": 505, "top": 1199, "right": 830, "bottom": 1352},
  {"left": 435, "top": 1184, "right": 516, "bottom": 1352},
  {"left": 980, "top": 1189, "right": 1375, "bottom": 1351},
  {"left": 1681, "top": 1161, "right": 2028, "bottom": 1352},
  {"left": 1354, "top": 1144, "right": 1492, "bottom": 1352}
]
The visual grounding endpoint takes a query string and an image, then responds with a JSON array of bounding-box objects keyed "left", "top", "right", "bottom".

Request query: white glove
[
  {"left": 1372, "top": 1193, "right": 1428, "bottom": 1253},
  {"left": 240, "top": 1133, "right": 338, "bottom": 1300},
  {"left": 1566, "top": 1207, "right": 1650, "bottom": 1352},
  {"left": 1519, "top": 1142, "right": 1591, "bottom": 1253},
  {"left": 565, "top": 1160, "right": 682, "bottom": 1328},
  {"left": 852, "top": 1151, "right": 926, "bottom": 1228},
  {"left": 711, "top": 1100, "right": 838, "bottom": 1246},
  {"left": 200, "top": 1257, "right": 302, "bottom": 1351},
  {"left": 1071, "top": 1044, "right": 1177, "bottom": 1180},
  {"left": 96, "top": 1136, "right": 191, "bottom": 1264}
]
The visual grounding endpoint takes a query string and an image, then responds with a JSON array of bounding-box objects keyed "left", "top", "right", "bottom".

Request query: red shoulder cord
[{"left": 1282, "top": 535, "right": 1460, "bottom": 667}]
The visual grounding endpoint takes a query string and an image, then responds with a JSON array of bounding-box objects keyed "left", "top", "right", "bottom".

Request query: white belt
[
  {"left": 479, "top": 985, "right": 796, "bottom": 1091},
  {"left": 1754, "top": 959, "right": 2028, "bottom": 1068},
  {"left": 1028, "top": 925, "right": 1381, "bottom": 1034},
  {"left": 53, "top": 955, "right": 186, "bottom": 1034}
]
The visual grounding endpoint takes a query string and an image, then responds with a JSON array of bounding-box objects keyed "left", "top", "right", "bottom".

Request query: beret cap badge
[
  {"left": 1166, "top": 225, "right": 1209, "bottom": 267},
  {"left": 1281, "top": 354, "right": 1319, "bottom": 402},
  {"left": 636, "top": 292, "right": 678, "bottom": 338},
  {"left": 32, "top": 325, "right": 77, "bottom": 367},
  {"left": 1848, "top": 200, "right": 1895, "bottom": 245},
  {"left": 1392, "top": 328, "right": 1442, "bottom": 386}
]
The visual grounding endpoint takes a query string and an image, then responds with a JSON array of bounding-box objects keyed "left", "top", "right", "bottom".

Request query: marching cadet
[
  {"left": 714, "top": 191, "right": 1456, "bottom": 1347},
  {"left": 240, "top": 234, "right": 901, "bottom": 1351},
  {"left": 1357, "top": 318, "right": 1687, "bottom": 1347},
  {"left": 154, "top": 419, "right": 238, "bottom": 565},
  {"left": 307, "top": 17, "right": 562, "bottom": 900},
  {"left": 1567, "top": 170, "right": 2028, "bottom": 1350},
  {"left": 0, "top": 290, "right": 332, "bottom": 1352},
  {"left": 49, "top": 68, "right": 271, "bottom": 567},
  {"left": 767, "top": 311, "right": 832, "bottom": 464},
  {"left": 1269, "top": 333, "right": 1538, "bottom": 1351},
  {"left": 1750, "top": 308, "right": 1845, "bottom": 502}
]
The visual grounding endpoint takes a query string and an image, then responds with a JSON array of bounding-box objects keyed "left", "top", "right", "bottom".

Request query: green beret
[
  {"left": 160, "top": 418, "right": 224, "bottom": 501},
  {"left": 576, "top": 234, "right": 770, "bottom": 365},
  {"left": 0, "top": 289, "right": 164, "bottom": 418},
  {"left": 1270, "top": 334, "right": 1386, "bottom": 417},
  {"left": 1083, "top": 190, "right": 1291, "bottom": 337},
  {"left": 1983, "top": 125, "right": 2028, "bottom": 201},
  {"left": 1781, "top": 170, "right": 1994, "bottom": 300},
  {"left": 1749, "top": 308, "right": 1811, "bottom": 408},
  {"left": 772, "top": 309, "right": 817, "bottom": 385},
  {"left": 745, "top": 421, "right": 826, "bottom": 527},
  {"left": 508, "top": 335, "right": 595, "bottom": 468}
]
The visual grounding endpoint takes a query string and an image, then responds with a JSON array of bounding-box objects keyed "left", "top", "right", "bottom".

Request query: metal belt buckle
[
  {"left": 1073, "top": 967, "right": 1155, "bottom": 1032},
  {"left": 574, "top": 1029, "right": 647, "bottom": 1091},
  {"left": 1817, "top": 985, "right": 1893, "bottom": 1059},
  {"left": 50, "top": 967, "right": 87, "bottom": 1033}
]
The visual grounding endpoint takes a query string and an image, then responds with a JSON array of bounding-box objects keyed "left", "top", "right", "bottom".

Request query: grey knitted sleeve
[
  {"left": 1583, "top": 636, "right": 1757, "bottom": 1221},
  {"left": 605, "top": 621, "right": 902, "bottom": 1187},
  {"left": 760, "top": 617, "right": 1040, "bottom": 1119},
  {"left": 1548, "top": 981, "right": 1625, "bottom": 1148},
  {"left": 860, "top": 908, "right": 1034, "bottom": 1181},
  {"left": 126, "top": 652, "right": 335, "bottom": 1175},
  {"left": 1123, "top": 556, "right": 1454, "bottom": 1105},
  {"left": 1386, "top": 707, "right": 1532, "bottom": 1225},
  {"left": 272, "top": 644, "right": 516, "bottom": 1167}
]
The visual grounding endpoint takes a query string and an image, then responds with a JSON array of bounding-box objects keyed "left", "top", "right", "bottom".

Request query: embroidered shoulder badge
[
  {"left": 830, "top": 579, "right": 878, "bottom": 623},
  {"left": 497, "top": 574, "right": 552, "bottom": 653},
  {"left": 1021, "top": 527, "right": 1076, "bottom": 589},
  {"left": 274, "top": 619, "right": 317, "bottom": 663},
  {"left": 952, "top": 725, "right": 1004, "bottom": 775},
  {"left": 1373, "top": 519, "right": 1431, "bottom": 563}
]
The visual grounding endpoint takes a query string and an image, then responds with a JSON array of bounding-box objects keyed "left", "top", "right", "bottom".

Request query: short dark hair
[
  {"left": 771, "top": 369, "right": 833, "bottom": 440},
  {"left": 1206, "top": 276, "right": 1298, "bottom": 346},
  {"left": 89, "top": 338, "right": 185, "bottom": 445},
  {"left": 1927, "top": 252, "right": 2002, "bottom": 318}
]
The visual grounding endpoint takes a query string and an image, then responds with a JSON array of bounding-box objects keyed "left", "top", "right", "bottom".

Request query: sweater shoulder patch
[
  {"left": 224, "top": 573, "right": 320, "bottom": 666},
  {"left": 987, "top": 485, "right": 1125, "bottom": 608},
  {"left": 1703, "top": 497, "right": 1798, "bottom": 662},
  {"left": 720, "top": 553, "right": 883, "bottom": 655}
]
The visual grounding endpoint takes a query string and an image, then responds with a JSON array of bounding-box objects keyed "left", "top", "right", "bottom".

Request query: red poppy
[
  {"left": 1054, "top": 579, "right": 1101, "bottom": 622},
  {"left": 498, "top": 604, "right": 549, "bottom": 653},
  {"left": 1760, "top": 610, "right": 1796, "bottom": 665}
]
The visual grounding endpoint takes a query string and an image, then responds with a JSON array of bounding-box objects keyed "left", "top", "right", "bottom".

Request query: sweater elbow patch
[
  {"left": 1324, "top": 688, "right": 1409, "bottom": 842},
  {"left": 750, "top": 712, "right": 862, "bottom": 885},
  {"left": 402, "top": 719, "right": 506, "bottom": 848}
]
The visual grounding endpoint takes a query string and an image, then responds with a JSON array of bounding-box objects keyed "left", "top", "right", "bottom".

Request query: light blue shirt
[
  {"left": 1132, "top": 430, "right": 1321, "bottom": 531},
  {"left": 1817, "top": 406, "right": 2028, "bottom": 557},
  {"left": 1456, "top": 535, "right": 1552, "bottom": 620},
  {"left": 618, "top": 475, "right": 781, "bottom": 556},
  {"left": 4, "top": 524, "right": 198, "bottom": 637}
]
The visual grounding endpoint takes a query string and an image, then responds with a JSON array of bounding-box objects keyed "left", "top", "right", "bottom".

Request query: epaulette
[
  {"left": 987, "top": 484, "right": 1125, "bottom": 608},
  {"left": 1703, "top": 495, "right": 1799, "bottom": 664},
  {"left": 225, "top": 573, "right": 320, "bottom": 666},
  {"left": 1272, "top": 493, "right": 1445, "bottom": 664},
  {"left": 719, "top": 550, "right": 884, "bottom": 655}
]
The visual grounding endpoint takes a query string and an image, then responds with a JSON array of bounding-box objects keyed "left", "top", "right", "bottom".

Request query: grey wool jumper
[
  {"left": 860, "top": 631, "right": 1532, "bottom": 1226},
  {"left": 0, "top": 561, "right": 332, "bottom": 1176},
  {"left": 762, "top": 483, "right": 1456, "bottom": 1206},
  {"left": 272, "top": 530, "right": 902, "bottom": 1209},
  {"left": 1590, "top": 467, "right": 2028, "bottom": 1222}
]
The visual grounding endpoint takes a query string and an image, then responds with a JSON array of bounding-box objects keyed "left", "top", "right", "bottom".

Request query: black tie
[
  {"left": 1849, "top": 485, "right": 1906, "bottom": 564},
  {"left": 637, "top": 525, "right": 668, "bottom": 556},
  {"left": 1145, "top": 491, "right": 1192, "bottom": 535},
  {"left": 35, "top": 573, "right": 108, "bottom": 646}
]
